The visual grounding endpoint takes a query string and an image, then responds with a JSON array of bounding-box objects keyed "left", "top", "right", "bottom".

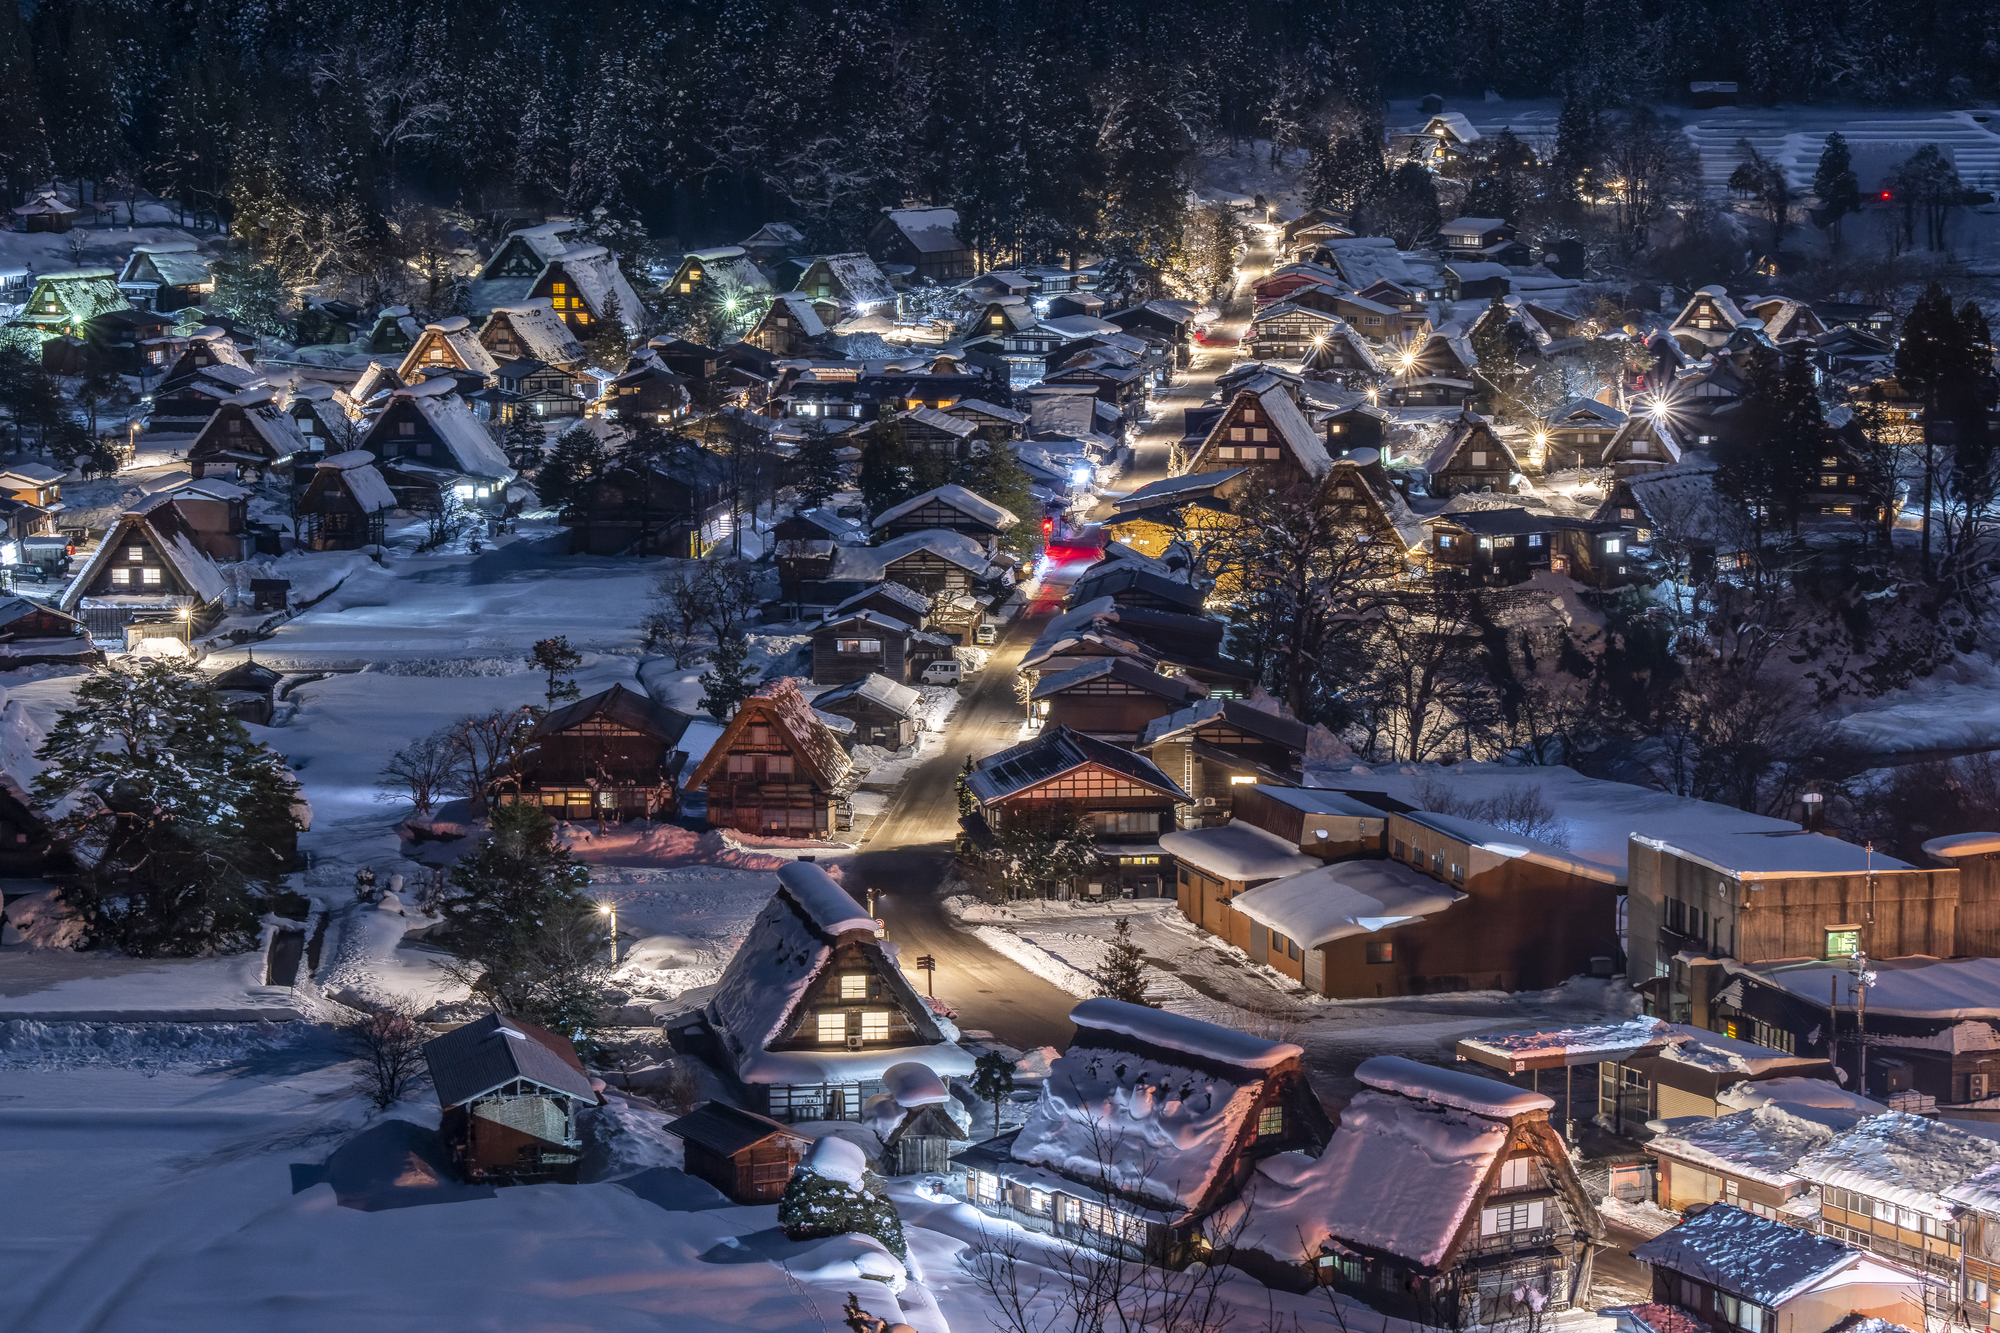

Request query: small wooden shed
[
  {"left": 666, "top": 1101, "right": 810, "bottom": 1203},
  {"left": 423, "top": 1012, "right": 601, "bottom": 1185},
  {"left": 874, "top": 1061, "right": 970, "bottom": 1175}
]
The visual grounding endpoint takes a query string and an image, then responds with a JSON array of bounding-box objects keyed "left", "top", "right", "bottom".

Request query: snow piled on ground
[{"left": 0, "top": 1018, "right": 315, "bottom": 1071}]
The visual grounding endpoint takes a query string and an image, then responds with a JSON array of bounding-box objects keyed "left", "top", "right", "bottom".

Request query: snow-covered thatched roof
[
  {"left": 871, "top": 483, "right": 1019, "bottom": 532},
  {"left": 395, "top": 383, "right": 515, "bottom": 480},
  {"left": 881, "top": 207, "right": 964, "bottom": 255},
  {"left": 315, "top": 450, "right": 397, "bottom": 513},
  {"left": 484, "top": 299, "right": 585, "bottom": 366}
]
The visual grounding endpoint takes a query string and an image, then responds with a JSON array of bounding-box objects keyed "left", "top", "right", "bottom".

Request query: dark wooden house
[
  {"left": 1140, "top": 700, "right": 1310, "bottom": 826},
  {"left": 1423, "top": 506, "right": 1635, "bottom": 588},
  {"left": 1414, "top": 412, "right": 1521, "bottom": 496},
  {"left": 58, "top": 502, "right": 227, "bottom": 641},
  {"left": 210, "top": 656, "right": 283, "bottom": 726},
  {"left": 963, "top": 726, "right": 1189, "bottom": 898},
  {"left": 560, "top": 450, "right": 731, "bottom": 557},
  {"left": 827, "top": 580, "right": 931, "bottom": 630},
  {"left": 1176, "top": 376, "right": 1332, "bottom": 487},
  {"left": 423, "top": 1011, "right": 601, "bottom": 1185},
  {"left": 1031, "top": 656, "right": 1201, "bottom": 743},
  {"left": 666, "top": 1101, "right": 810, "bottom": 1203},
  {"left": 185, "top": 389, "right": 311, "bottom": 481},
  {"left": 477, "top": 299, "right": 586, "bottom": 370},
  {"left": 746, "top": 294, "right": 828, "bottom": 356},
  {"left": 0, "top": 596, "right": 98, "bottom": 669},
  {"left": 688, "top": 678, "right": 854, "bottom": 837},
  {"left": 1231, "top": 1055, "right": 1601, "bottom": 1320},
  {"left": 703, "top": 862, "right": 973, "bottom": 1121},
  {"left": 1538, "top": 398, "right": 1630, "bottom": 473},
  {"left": 866, "top": 207, "right": 974, "bottom": 283},
  {"left": 957, "top": 999, "right": 1332, "bottom": 1266},
  {"left": 811, "top": 673, "right": 925, "bottom": 749},
  {"left": 1067, "top": 565, "right": 1206, "bottom": 616},
  {"left": 810, "top": 610, "right": 950, "bottom": 686},
  {"left": 877, "top": 1062, "right": 972, "bottom": 1175},
  {"left": 870, "top": 483, "right": 1019, "bottom": 553},
  {"left": 510, "top": 684, "right": 693, "bottom": 823},
  {"left": 115, "top": 242, "right": 214, "bottom": 312},
  {"left": 297, "top": 451, "right": 396, "bottom": 551},
  {"left": 601, "top": 363, "right": 688, "bottom": 426}
]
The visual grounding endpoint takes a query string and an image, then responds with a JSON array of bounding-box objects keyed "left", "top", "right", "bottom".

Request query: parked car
[
  {"left": 974, "top": 623, "right": 997, "bottom": 645},
  {"left": 1192, "top": 327, "right": 1238, "bottom": 347},
  {"left": 920, "top": 660, "right": 963, "bottom": 686}
]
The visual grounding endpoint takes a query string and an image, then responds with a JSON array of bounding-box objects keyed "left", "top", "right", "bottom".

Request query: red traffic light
[
  {"left": 1041, "top": 517, "right": 1054, "bottom": 535},
  {"left": 1881, "top": 191, "right": 1892, "bottom": 201}
]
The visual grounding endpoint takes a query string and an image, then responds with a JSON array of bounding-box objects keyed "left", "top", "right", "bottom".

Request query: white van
[
  {"left": 974, "top": 623, "right": 997, "bottom": 645},
  {"left": 920, "top": 659, "right": 963, "bottom": 686}
]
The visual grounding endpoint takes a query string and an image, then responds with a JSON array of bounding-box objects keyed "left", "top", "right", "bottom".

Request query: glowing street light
[
  {"left": 599, "top": 901, "right": 618, "bottom": 966},
  {"left": 177, "top": 603, "right": 192, "bottom": 645}
]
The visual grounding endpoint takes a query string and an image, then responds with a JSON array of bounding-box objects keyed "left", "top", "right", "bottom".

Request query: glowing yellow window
[
  {"left": 860, "top": 1012, "right": 889, "bottom": 1042},
  {"left": 839, "top": 973, "right": 867, "bottom": 1000},
  {"left": 551, "top": 283, "right": 567, "bottom": 294},
  {"left": 816, "top": 1012, "right": 847, "bottom": 1043}
]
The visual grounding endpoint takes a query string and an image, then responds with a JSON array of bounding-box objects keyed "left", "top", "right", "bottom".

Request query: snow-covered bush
[{"left": 778, "top": 1136, "right": 907, "bottom": 1262}]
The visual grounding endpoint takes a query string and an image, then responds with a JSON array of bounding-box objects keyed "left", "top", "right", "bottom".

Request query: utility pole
[{"left": 915, "top": 954, "right": 936, "bottom": 997}]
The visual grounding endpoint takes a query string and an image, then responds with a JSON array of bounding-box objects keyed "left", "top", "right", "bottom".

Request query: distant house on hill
[{"left": 867, "top": 206, "right": 974, "bottom": 283}]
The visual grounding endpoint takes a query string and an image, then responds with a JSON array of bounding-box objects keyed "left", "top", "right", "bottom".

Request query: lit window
[
  {"left": 127, "top": 546, "right": 143, "bottom": 562},
  {"left": 1826, "top": 927, "right": 1862, "bottom": 959},
  {"left": 727, "top": 754, "right": 755, "bottom": 774},
  {"left": 1604, "top": 539, "right": 1622, "bottom": 553},
  {"left": 110, "top": 567, "right": 131, "bottom": 584},
  {"left": 840, "top": 973, "right": 868, "bottom": 1000},
  {"left": 816, "top": 1012, "right": 847, "bottom": 1043},
  {"left": 1367, "top": 940, "right": 1394, "bottom": 964},
  {"left": 1499, "top": 1156, "right": 1532, "bottom": 1189},
  {"left": 1028, "top": 1188, "right": 1050, "bottom": 1213},
  {"left": 1527, "top": 534, "right": 1543, "bottom": 547},
  {"left": 1256, "top": 1105, "right": 1284, "bottom": 1137},
  {"left": 141, "top": 568, "right": 161, "bottom": 585},
  {"left": 972, "top": 1171, "right": 1000, "bottom": 1205},
  {"left": 1469, "top": 451, "right": 1487, "bottom": 467},
  {"left": 860, "top": 1011, "right": 889, "bottom": 1042},
  {"left": 551, "top": 283, "right": 567, "bottom": 295}
]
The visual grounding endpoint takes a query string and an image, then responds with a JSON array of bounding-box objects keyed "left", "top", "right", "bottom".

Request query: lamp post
[
  {"left": 599, "top": 901, "right": 618, "bottom": 967},
  {"left": 177, "top": 603, "right": 191, "bottom": 646}
]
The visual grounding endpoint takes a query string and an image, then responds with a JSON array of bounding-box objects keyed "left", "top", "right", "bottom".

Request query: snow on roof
[
  {"left": 550, "top": 246, "right": 645, "bottom": 332},
  {"left": 1649, "top": 1105, "right": 1846, "bottom": 1189},
  {"left": 1795, "top": 1111, "right": 2000, "bottom": 1218},
  {"left": 316, "top": 452, "right": 396, "bottom": 513},
  {"left": 1070, "top": 998, "right": 1301, "bottom": 1071},
  {"left": 1031, "top": 655, "right": 1191, "bottom": 703},
  {"left": 1249, "top": 381, "right": 1332, "bottom": 478},
  {"left": 1747, "top": 957, "right": 2000, "bottom": 1022},
  {"left": 486, "top": 299, "right": 585, "bottom": 366},
  {"left": 952, "top": 397, "right": 1029, "bottom": 425},
  {"left": 1357, "top": 1055, "right": 1555, "bottom": 1117},
  {"left": 400, "top": 389, "right": 515, "bottom": 480},
  {"left": 828, "top": 528, "right": 994, "bottom": 583},
  {"left": 62, "top": 503, "right": 226, "bottom": 612},
  {"left": 1655, "top": 1023, "right": 1818, "bottom": 1076},
  {"left": 1424, "top": 113, "right": 1482, "bottom": 143},
  {"left": 423, "top": 1011, "right": 598, "bottom": 1108},
  {"left": 883, "top": 1060, "right": 950, "bottom": 1107},
  {"left": 967, "top": 726, "right": 1185, "bottom": 805},
  {"left": 871, "top": 483, "right": 1018, "bottom": 531},
  {"left": 1717, "top": 1078, "right": 1886, "bottom": 1122},
  {"left": 1234, "top": 1086, "right": 1508, "bottom": 1268},
  {"left": 1445, "top": 261, "right": 1512, "bottom": 281},
  {"left": 1227, "top": 860, "right": 1465, "bottom": 952},
  {"left": 883, "top": 207, "right": 964, "bottom": 255},
  {"left": 813, "top": 672, "right": 923, "bottom": 718},
  {"left": 1249, "top": 786, "right": 1390, "bottom": 819},
  {"left": 1607, "top": 462, "right": 1753, "bottom": 550},
  {"left": 1322, "top": 238, "right": 1419, "bottom": 290},
  {"left": 1633, "top": 828, "right": 1914, "bottom": 880},
  {"left": 1399, "top": 808, "right": 1620, "bottom": 884},
  {"left": 815, "top": 253, "right": 895, "bottom": 307},
  {"left": 1922, "top": 832, "right": 2000, "bottom": 860},
  {"left": 766, "top": 293, "right": 827, "bottom": 337},
  {"left": 1547, "top": 396, "right": 1629, "bottom": 428},
  {"left": 1157, "top": 821, "right": 1322, "bottom": 883},
  {"left": 1012, "top": 1000, "right": 1295, "bottom": 1215},
  {"left": 1634, "top": 1205, "right": 1859, "bottom": 1306}
]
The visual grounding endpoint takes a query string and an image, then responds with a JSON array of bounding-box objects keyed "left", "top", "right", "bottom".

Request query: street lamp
[
  {"left": 599, "top": 901, "right": 618, "bottom": 966},
  {"left": 177, "top": 603, "right": 191, "bottom": 645}
]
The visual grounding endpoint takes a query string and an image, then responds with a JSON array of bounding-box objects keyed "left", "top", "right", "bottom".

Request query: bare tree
[
  {"left": 377, "top": 728, "right": 460, "bottom": 815},
  {"left": 344, "top": 1001, "right": 431, "bottom": 1108},
  {"left": 446, "top": 707, "right": 535, "bottom": 806}
]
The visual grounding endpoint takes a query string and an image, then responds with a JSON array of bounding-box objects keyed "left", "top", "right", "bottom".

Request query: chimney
[{"left": 1800, "top": 791, "right": 1825, "bottom": 832}]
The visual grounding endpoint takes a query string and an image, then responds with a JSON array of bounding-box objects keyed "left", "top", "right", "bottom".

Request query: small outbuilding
[
  {"left": 813, "top": 673, "right": 925, "bottom": 750},
  {"left": 423, "top": 1011, "right": 602, "bottom": 1185},
  {"left": 666, "top": 1100, "right": 810, "bottom": 1203}
]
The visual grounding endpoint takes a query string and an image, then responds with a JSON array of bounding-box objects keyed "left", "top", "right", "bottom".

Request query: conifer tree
[
  {"left": 698, "top": 634, "right": 758, "bottom": 719},
  {"left": 971, "top": 1049, "right": 1015, "bottom": 1133},
  {"left": 35, "top": 658, "right": 301, "bottom": 956},
  {"left": 534, "top": 425, "right": 608, "bottom": 510},
  {"left": 1812, "top": 133, "right": 1860, "bottom": 248},
  {"left": 859, "top": 409, "right": 915, "bottom": 516},
  {"left": 527, "top": 636, "right": 583, "bottom": 711},
  {"left": 0, "top": 0, "right": 48, "bottom": 203},
  {"left": 587, "top": 292, "right": 630, "bottom": 370},
  {"left": 1092, "top": 917, "right": 1151, "bottom": 1006},
  {"left": 792, "top": 426, "right": 846, "bottom": 509}
]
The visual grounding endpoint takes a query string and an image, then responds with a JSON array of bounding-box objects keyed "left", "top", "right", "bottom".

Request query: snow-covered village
[{"left": 20, "top": 4, "right": 2000, "bottom": 1332}]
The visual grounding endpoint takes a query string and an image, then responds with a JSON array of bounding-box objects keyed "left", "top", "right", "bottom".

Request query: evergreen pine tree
[
  {"left": 34, "top": 658, "right": 301, "bottom": 956},
  {"left": 502, "top": 413, "right": 547, "bottom": 472},
  {"left": 1470, "top": 295, "right": 1520, "bottom": 414},
  {"left": 587, "top": 292, "right": 630, "bottom": 370},
  {"left": 1092, "top": 917, "right": 1151, "bottom": 1006},
  {"left": 1716, "top": 347, "right": 1823, "bottom": 541},
  {"left": 1550, "top": 95, "right": 1605, "bottom": 207},
  {"left": 437, "top": 800, "right": 608, "bottom": 1033},
  {"left": 951, "top": 440, "right": 1038, "bottom": 555},
  {"left": 535, "top": 425, "right": 608, "bottom": 510},
  {"left": 1812, "top": 133, "right": 1861, "bottom": 248},
  {"left": 956, "top": 756, "right": 976, "bottom": 819},
  {"left": 0, "top": 0, "right": 48, "bottom": 203},
  {"left": 527, "top": 636, "right": 583, "bottom": 711},
  {"left": 792, "top": 426, "right": 846, "bottom": 509},
  {"left": 698, "top": 634, "right": 757, "bottom": 719},
  {"left": 859, "top": 409, "right": 914, "bottom": 516},
  {"left": 970, "top": 1049, "right": 1015, "bottom": 1134}
]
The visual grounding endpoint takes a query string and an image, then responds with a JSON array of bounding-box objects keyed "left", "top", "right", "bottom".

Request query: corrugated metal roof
[{"left": 423, "top": 1012, "right": 598, "bottom": 1108}]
